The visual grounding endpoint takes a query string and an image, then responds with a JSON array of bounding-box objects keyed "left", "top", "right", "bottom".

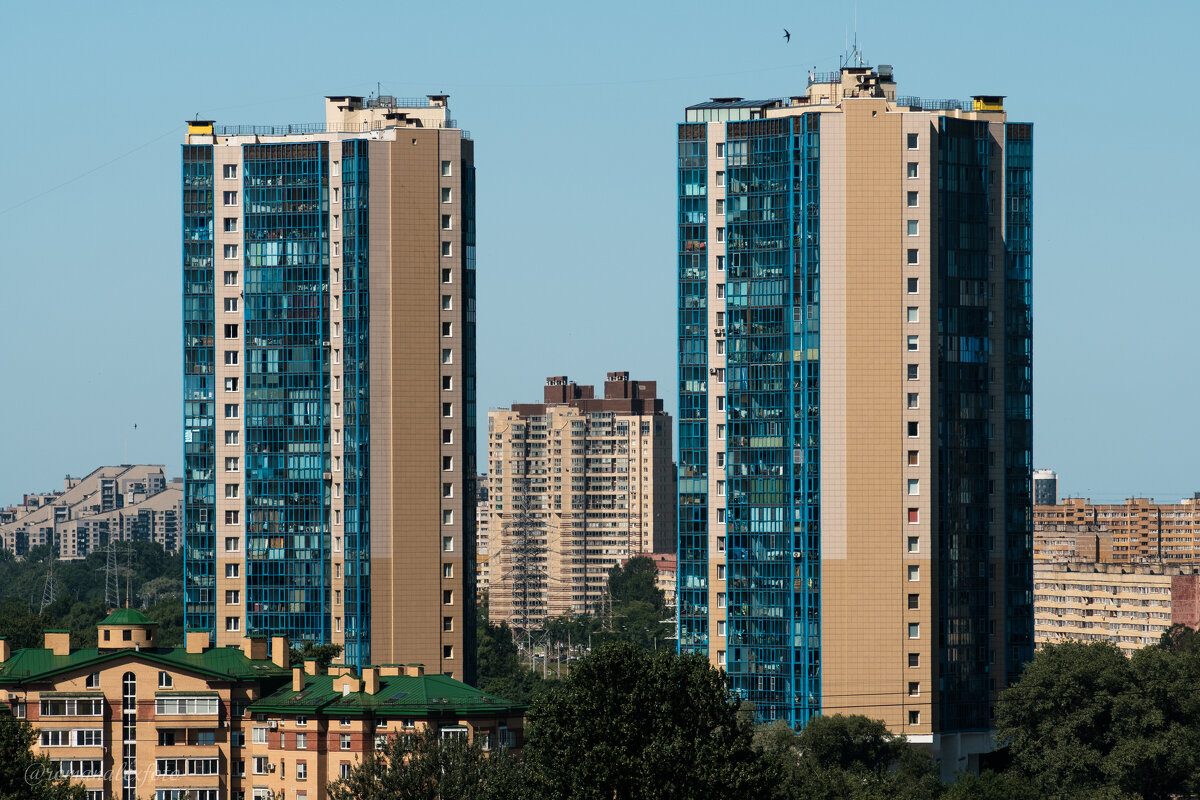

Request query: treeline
[
  {"left": 354, "top": 626, "right": 1200, "bottom": 800},
  {"left": 0, "top": 543, "right": 183, "bottom": 649}
]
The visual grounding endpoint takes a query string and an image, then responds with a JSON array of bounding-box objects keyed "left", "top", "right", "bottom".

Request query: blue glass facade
[
  {"left": 341, "top": 139, "right": 371, "bottom": 666},
  {"left": 182, "top": 145, "right": 215, "bottom": 635},
  {"left": 677, "top": 123, "right": 708, "bottom": 657},
  {"left": 1003, "top": 123, "right": 1034, "bottom": 687}
]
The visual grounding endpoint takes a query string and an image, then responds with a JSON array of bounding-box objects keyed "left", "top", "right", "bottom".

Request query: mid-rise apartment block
[
  {"left": 677, "top": 65, "right": 1033, "bottom": 769},
  {"left": 0, "top": 466, "right": 180, "bottom": 558},
  {"left": 1034, "top": 562, "right": 1200, "bottom": 656},
  {"left": 1035, "top": 496, "right": 1200, "bottom": 562},
  {"left": 0, "top": 613, "right": 521, "bottom": 800},
  {"left": 182, "top": 95, "right": 476, "bottom": 678},
  {"left": 487, "top": 373, "right": 674, "bottom": 628}
]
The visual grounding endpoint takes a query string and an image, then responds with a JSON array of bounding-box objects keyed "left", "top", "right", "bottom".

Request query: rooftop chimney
[
  {"left": 293, "top": 667, "right": 305, "bottom": 693},
  {"left": 271, "top": 636, "right": 289, "bottom": 669},
  {"left": 44, "top": 631, "right": 70, "bottom": 656},
  {"left": 185, "top": 631, "right": 209, "bottom": 655},
  {"left": 364, "top": 667, "right": 380, "bottom": 695},
  {"left": 404, "top": 663, "right": 425, "bottom": 677}
]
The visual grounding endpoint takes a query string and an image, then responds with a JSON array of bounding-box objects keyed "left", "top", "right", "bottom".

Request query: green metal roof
[
  {"left": 249, "top": 673, "right": 525, "bottom": 718},
  {"left": 99, "top": 608, "right": 154, "bottom": 626},
  {"left": 0, "top": 645, "right": 290, "bottom": 686}
]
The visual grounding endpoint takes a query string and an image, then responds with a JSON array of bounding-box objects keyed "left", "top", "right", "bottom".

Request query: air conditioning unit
[
  {"left": 268, "top": 763, "right": 276, "bottom": 773},
  {"left": 268, "top": 721, "right": 278, "bottom": 730}
]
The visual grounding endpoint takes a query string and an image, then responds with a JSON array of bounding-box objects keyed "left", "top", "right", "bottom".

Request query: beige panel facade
[{"left": 487, "top": 374, "right": 674, "bottom": 628}]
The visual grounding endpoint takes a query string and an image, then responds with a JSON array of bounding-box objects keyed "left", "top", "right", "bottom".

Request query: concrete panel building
[
  {"left": 0, "top": 466, "right": 180, "bottom": 559},
  {"left": 1034, "top": 496, "right": 1200, "bottom": 563},
  {"left": 487, "top": 373, "right": 674, "bottom": 629},
  {"left": 182, "top": 95, "right": 476, "bottom": 679},
  {"left": 676, "top": 65, "right": 1033, "bottom": 771},
  {"left": 1032, "top": 468, "right": 1057, "bottom": 506},
  {"left": 1034, "top": 562, "right": 1200, "bottom": 656}
]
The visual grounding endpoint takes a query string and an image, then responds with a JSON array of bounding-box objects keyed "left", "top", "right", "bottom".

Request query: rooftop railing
[
  {"left": 894, "top": 96, "right": 972, "bottom": 111},
  {"left": 214, "top": 119, "right": 466, "bottom": 137}
]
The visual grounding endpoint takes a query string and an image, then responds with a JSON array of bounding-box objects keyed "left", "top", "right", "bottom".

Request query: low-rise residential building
[
  {"left": 646, "top": 553, "right": 677, "bottom": 608},
  {"left": 1034, "top": 562, "right": 1200, "bottom": 656},
  {"left": 0, "top": 610, "right": 522, "bottom": 800},
  {"left": 1, "top": 466, "right": 181, "bottom": 559}
]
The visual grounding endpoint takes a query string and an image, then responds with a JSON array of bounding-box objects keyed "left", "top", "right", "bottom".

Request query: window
[
  {"left": 332, "top": 187, "right": 340, "bottom": 203},
  {"left": 715, "top": 227, "right": 724, "bottom": 243},
  {"left": 443, "top": 562, "right": 454, "bottom": 579},
  {"left": 442, "top": 375, "right": 453, "bottom": 390},
  {"left": 908, "top": 508, "right": 919, "bottom": 524},
  {"left": 907, "top": 133, "right": 919, "bottom": 149},
  {"left": 224, "top": 350, "right": 239, "bottom": 365},
  {"left": 441, "top": 187, "right": 452, "bottom": 203},
  {"left": 224, "top": 509, "right": 239, "bottom": 525},
  {"left": 442, "top": 482, "right": 453, "bottom": 498},
  {"left": 443, "top": 403, "right": 453, "bottom": 418},
  {"left": 907, "top": 249, "right": 919, "bottom": 265},
  {"left": 442, "top": 536, "right": 454, "bottom": 552},
  {"left": 716, "top": 255, "right": 725, "bottom": 271},
  {"left": 224, "top": 324, "right": 238, "bottom": 339},
  {"left": 224, "top": 403, "right": 239, "bottom": 419},
  {"left": 908, "top": 652, "right": 920, "bottom": 667},
  {"left": 224, "top": 377, "right": 239, "bottom": 392},
  {"left": 907, "top": 277, "right": 919, "bottom": 294},
  {"left": 442, "top": 241, "right": 452, "bottom": 257},
  {"left": 226, "top": 616, "right": 240, "bottom": 632},
  {"left": 341, "top": 734, "right": 352, "bottom": 750},
  {"left": 907, "top": 393, "right": 919, "bottom": 409},
  {"left": 907, "top": 306, "right": 919, "bottom": 323},
  {"left": 444, "top": 644, "right": 454, "bottom": 659},
  {"left": 224, "top": 269, "right": 238, "bottom": 285},
  {"left": 158, "top": 670, "right": 173, "bottom": 688},
  {"left": 907, "top": 162, "right": 919, "bottom": 178},
  {"left": 908, "top": 593, "right": 920, "bottom": 609},
  {"left": 252, "top": 756, "right": 269, "bottom": 775},
  {"left": 332, "top": 214, "right": 340, "bottom": 230},
  {"left": 296, "top": 732, "right": 307, "bottom": 749},
  {"left": 226, "top": 563, "right": 239, "bottom": 578},
  {"left": 908, "top": 623, "right": 920, "bottom": 639},
  {"left": 224, "top": 163, "right": 238, "bottom": 179},
  {"left": 907, "top": 220, "right": 919, "bottom": 236},
  {"left": 85, "top": 671, "right": 100, "bottom": 688},
  {"left": 442, "top": 429, "right": 453, "bottom": 445},
  {"left": 717, "top": 650, "right": 726, "bottom": 666},
  {"left": 40, "top": 699, "right": 103, "bottom": 717},
  {"left": 297, "top": 761, "right": 308, "bottom": 779},
  {"left": 224, "top": 537, "right": 239, "bottom": 552},
  {"left": 717, "top": 564, "right": 726, "bottom": 580},
  {"left": 716, "top": 284, "right": 725, "bottom": 299},
  {"left": 907, "top": 450, "right": 919, "bottom": 466},
  {"left": 155, "top": 696, "right": 219, "bottom": 715},
  {"left": 442, "top": 268, "right": 452, "bottom": 283},
  {"left": 907, "top": 364, "right": 919, "bottom": 380},
  {"left": 442, "top": 322, "right": 452, "bottom": 337},
  {"left": 909, "top": 710, "right": 921, "bottom": 725},
  {"left": 333, "top": 241, "right": 340, "bottom": 256},
  {"left": 441, "top": 160, "right": 452, "bottom": 176},
  {"left": 908, "top": 565, "right": 920, "bottom": 581},
  {"left": 341, "top": 763, "right": 351, "bottom": 779},
  {"left": 717, "top": 481, "right": 725, "bottom": 497},
  {"left": 716, "top": 424, "right": 725, "bottom": 440},
  {"left": 715, "top": 170, "right": 725, "bottom": 187},
  {"left": 223, "top": 191, "right": 238, "bottom": 206},
  {"left": 717, "top": 592, "right": 726, "bottom": 609},
  {"left": 225, "top": 457, "right": 240, "bottom": 472},
  {"left": 442, "top": 214, "right": 452, "bottom": 230},
  {"left": 443, "top": 509, "right": 454, "bottom": 525},
  {"left": 223, "top": 244, "right": 238, "bottom": 260},
  {"left": 716, "top": 396, "right": 725, "bottom": 411},
  {"left": 715, "top": 199, "right": 724, "bottom": 215},
  {"left": 907, "top": 421, "right": 919, "bottom": 437},
  {"left": 225, "top": 590, "right": 240, "bottom": 605},
  {"left": 907, "top": 479, "right": 920, "bottom": 496},
  {"left": 907, "top": 191, "right": 919, "bottom": 207},
  {"left": 907, "top": 335, "right": 919, "bottom": 351},
  {"left": 224, "top": 218, "right": 238, "bottom": 233},
  {"left": 225, "top": 430, "right": 239, "bottom": 445}
]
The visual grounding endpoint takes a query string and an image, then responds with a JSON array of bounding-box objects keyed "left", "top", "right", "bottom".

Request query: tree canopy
[{"left": 0, "top": 713, "right": 85, "bottom": 800}]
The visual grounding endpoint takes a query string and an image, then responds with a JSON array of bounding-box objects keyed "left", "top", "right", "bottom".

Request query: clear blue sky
[{"left": 1, "top": 0, "right": 1196, "bottom": 505}]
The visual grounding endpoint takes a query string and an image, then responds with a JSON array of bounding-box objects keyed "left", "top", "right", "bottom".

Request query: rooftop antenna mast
[{"left": 840, "top": 4, "right": 867, "bottom": 69}]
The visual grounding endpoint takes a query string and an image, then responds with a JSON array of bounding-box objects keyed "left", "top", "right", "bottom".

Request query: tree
[
  {"left": 327, "top": 727, "right": 521, "bottom": 800},
  {"left": 606, "top": 556, "right": 665, "bottom": 613},
  {"left": 0, "top": 712, "right": 85, "bottom": 800},
  {"left": 289, "top": 642, "right": 343, "bottom": 668},
  {"left": 994, "top": 639, "right": 1194, "bottom": 800},
  {"left": 754, "top": 714, "right": 941, "bottom": 800},
  {"left": 522, "top": 641, "right": 768, "bottom": 800}
]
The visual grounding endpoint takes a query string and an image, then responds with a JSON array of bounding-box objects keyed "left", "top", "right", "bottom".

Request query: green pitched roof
[
  {"left": 0, "top": 645, "right": 290, "bottom": 686},
  {"left": 99, "top": 608, "right": 154, "bottom": 626},
  {"left": 249, "top": 672, "right": 525, "bottom": 718}
]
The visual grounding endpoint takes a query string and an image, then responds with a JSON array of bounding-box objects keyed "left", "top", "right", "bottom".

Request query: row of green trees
[
  {"left": 0, "top": 543, "right": 184, "bottom": 649},
  {"left": 342, "top": 626, "right": 1200, "bottom": 800}
]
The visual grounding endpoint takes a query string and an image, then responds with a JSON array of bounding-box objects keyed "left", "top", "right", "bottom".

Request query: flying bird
[{"left": 783, "top": 28, "right": 791, "bottom": 43}]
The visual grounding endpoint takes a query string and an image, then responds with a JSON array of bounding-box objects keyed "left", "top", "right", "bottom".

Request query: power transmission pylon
[{"left": 40, "top": 554, "right": 57, "bottom": 613}]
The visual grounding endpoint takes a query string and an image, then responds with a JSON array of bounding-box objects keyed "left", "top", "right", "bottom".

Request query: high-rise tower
[
  {"left": 183, "top": 95, "right": 477, "bottom": 681},
  {"left": 676, "top": 65, "right": 1032, "bottom": 768}
]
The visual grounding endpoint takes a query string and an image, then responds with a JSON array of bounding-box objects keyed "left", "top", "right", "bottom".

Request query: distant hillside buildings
[{"left": 0, "top": 465, "right": 181, "bottom": 559}]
